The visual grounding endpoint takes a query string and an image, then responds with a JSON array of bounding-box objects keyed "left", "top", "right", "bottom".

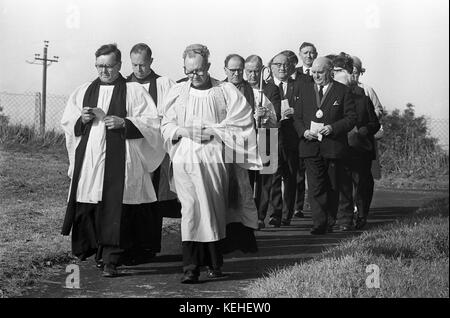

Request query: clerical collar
[
  {"left": 131, "top": 70, "right": 154, "bottom": 84},
  {"left": 191, "top": 77, "right": 212, "bottom": 90},
  {"left": 99, "top": 75, "right": 125, "bottom": 86}
]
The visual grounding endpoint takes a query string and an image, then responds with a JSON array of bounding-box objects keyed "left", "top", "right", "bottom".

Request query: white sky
[{"left": 0, "top": 0, "right": 448, "bottom": 118}]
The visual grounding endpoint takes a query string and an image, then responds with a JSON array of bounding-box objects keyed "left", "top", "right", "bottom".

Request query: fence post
[{"left": 34, "top": 92, "right": 42, "bottom": 134}]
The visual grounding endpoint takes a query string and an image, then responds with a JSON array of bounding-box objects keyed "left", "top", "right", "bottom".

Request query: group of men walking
[{"left": 60, "top": 41, "right": 383, "bottom": 283}]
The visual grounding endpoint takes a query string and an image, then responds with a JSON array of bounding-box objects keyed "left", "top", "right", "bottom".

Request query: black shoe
[
  {"left": 310, "top": 228, "right": 327, "bottom": 235},
  {"left": 281, "top": 218, "right": 291, "bottom": 226},
  {"left": 293, "top": 210, "right": 305, "bottom": 218},
  {"left": 206, "top": 267, "right": 226, "bottom": 279},
  {"left": 339, "top": 224, "right": 354, "bottom": 232},
  {"left": 268, "top": 217, "right": 281, "bottom": 227},
  {"left": 102, "top": 264, "right": 119, "bottom": 277},
  {"left": 355, "top": 218, "right": 367, "bottom": 230},
  {"left": 181, "top": 272, "right": 199, "bottom": 284},
  {"left": 96, "top": 260, "right": 104, "bottom": 270},
  {"left": 257, "top": 220, "right": 265, "bottom": 230}
]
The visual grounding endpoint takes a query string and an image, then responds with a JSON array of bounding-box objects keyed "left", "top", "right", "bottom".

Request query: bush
[{"left": 378, "top": 103, "right": 449, "bottom": 178}]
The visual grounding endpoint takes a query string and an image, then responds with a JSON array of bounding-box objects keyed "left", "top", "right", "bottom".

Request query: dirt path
[{"left": 23, "top": 189, "right": 447, "bottom": 298}]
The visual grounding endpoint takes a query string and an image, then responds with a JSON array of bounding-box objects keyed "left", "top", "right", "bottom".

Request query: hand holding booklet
[
  {"left": 310, "top": 121, "right": 324, "bottom": 141},
  {"left": 90, "top": 107, "right": 106, "bottom": 120}
]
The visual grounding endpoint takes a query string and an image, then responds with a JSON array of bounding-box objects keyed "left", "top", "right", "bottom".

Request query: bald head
[{"left": 311, "top": 57, "right": 333, "bottom": 86}]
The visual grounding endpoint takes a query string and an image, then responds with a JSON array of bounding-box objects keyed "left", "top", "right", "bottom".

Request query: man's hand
[
  {"left": 304, "top": 129, "right": 318, "bottom": 141},
  {"left": 175, "top": 126, "right": 215, "bottom": 143},
  {"left": 254, "top": 107, "right": 267, "bottom": 119},
  {"left": 283, "top": 107, "right": 294, "bottom": 118},
  {"left": 319, "top": 125, "right": 333, "bottom": 136},
  {"left": 81, "top": 107, "right": 95, "bottom": 124},
  {"left": 358, "top": 126, "right": 368, "bottom": 136},
  {"left": 104, "top": 116, "right": 125, "bottom": 130}
]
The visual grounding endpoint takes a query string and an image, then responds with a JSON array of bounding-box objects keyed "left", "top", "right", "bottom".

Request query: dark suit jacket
[
  {"left": 294, "top": 66, "right": 314, "bottom": 83},
  {"left": 349, "top": 86, "right": 380, "bottom": 159},
  {"left": 262, "top": 82, "right": 281, "bottom": 121},
  {"left": 268, "top": 78, "right": 301, "bottom": 151},
  {"left": 294, "top": 80, "right": 357, "bottom": 159}
]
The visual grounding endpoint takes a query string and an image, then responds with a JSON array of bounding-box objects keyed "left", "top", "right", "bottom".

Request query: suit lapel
[
  {"left": 286, "top": 79, "right": 295, "bottom": 105},
  {"left": 320, "top": 82, "right": 336, "bottom": 112}
]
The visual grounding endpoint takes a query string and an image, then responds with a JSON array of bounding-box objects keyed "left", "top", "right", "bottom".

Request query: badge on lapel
[{"left": 333, "top": 100, "right": 340, "bottom": 106}]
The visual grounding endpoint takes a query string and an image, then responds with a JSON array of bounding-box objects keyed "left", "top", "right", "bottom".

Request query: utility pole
[{"left": 27, "top": 40, "right": 59, "bottom": 135}]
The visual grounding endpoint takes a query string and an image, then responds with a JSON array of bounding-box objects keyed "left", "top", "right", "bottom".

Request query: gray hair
[{"left": 182, "top": 44, "right": 210, "bottom": 63}]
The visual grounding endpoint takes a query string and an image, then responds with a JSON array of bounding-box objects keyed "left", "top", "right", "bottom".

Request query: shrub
[{"left": 378, "top": 103, "right": 449, "bottom": 178}]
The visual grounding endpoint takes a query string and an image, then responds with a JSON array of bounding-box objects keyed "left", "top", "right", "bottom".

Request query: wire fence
[
  {"left": 0, "top": 91, "right": 448, "bottom": 151},
  {"left": 0, "top": 91, "right": 68, "bottom": 133}
]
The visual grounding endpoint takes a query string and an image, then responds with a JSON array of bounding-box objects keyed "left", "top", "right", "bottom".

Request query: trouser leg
[
  {"left": 182, "top": 241, "right": 223, "bottom": 275},
  {"left": 294, "top": 158, "right": 306, "bottom": 212},
  {"left": 281, "top": 148, "right": 299, "bottom": 221},
  {"left": 355, "top": 156, "right": 374, "bottom": 219},
  {"left": 338, "top": 158, "right": 355, "bottom": 227},
  {"left": 304, "top": 157, "right": 329, "bottom": 230},
  {"left": 269, "top": 147, "right": 286, "bottom": 220}
]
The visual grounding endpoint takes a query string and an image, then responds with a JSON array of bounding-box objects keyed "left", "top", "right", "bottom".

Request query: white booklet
[
  {"left": 310, "top": 121, "right": 324, "bottom": 141},
  {"left": 280, "top": 99, "right": 292, "bottom": 121}
]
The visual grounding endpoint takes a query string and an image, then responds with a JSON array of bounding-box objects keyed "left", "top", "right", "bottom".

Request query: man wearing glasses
[
  {"left": 161, "top": 44, "right": 262, "bottom": 284},
  {"left": 223, "top": 54, "right": 279, "bottom": 230},
  {"left": 265, "top": 52, "right": 301, "bottom": 228},
  {"left": 293, "top": 56, "right": 356, "bottom": 235},
  {"left": 61, "top": 43, "right": 166, "bottom": 277}
]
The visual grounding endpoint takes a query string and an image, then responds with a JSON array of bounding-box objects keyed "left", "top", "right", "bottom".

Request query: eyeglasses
[
  {"left": 95, "top": 63, "right": 119, "bottom": 70},
  {"left": 226, "top": 68, "right": 244, "bottom": 74},
  {"left": 184, "top": 68, "right": 207, "bottom": 76},
  {"left": 271, "top": 63, "right": 290, "bottom": 69}
]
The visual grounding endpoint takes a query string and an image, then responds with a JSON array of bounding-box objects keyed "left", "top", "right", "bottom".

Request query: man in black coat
[
  {"left": 243, "top": 55, "right": 281, "bottom": 230},
  {"left": 266, "top": 52, "right": 301, "bottom": 227},
  {"left": 332, "top": 53, "right": 380, "bottom": 230},
  {"left": 293, "top": 56, "right": 356, "bottom": 234}
]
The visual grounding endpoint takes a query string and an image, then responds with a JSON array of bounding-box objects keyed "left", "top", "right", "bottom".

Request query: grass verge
[{"left": 245, "top": 197, "right": 449, "bottom": 298}]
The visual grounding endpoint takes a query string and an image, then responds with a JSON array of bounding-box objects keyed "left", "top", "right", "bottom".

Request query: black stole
[
  {"left": 62, "top": 75, "right": 127, "bottom": 247},
  {"left": 127, "top": 71, "right": 160, "bottom": 105}
]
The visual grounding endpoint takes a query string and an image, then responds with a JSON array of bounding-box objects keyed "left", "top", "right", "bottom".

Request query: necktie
[
  {"left": 279, "top": 81, "right": 284, "bottom": 99},
  {"left": 318, "top": 85, "right": 324, "bottom": 100}
]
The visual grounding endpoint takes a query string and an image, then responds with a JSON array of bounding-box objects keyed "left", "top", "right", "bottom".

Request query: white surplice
[
  {"left": 134, "top": 75, "right": 178, "bottom": 201},
  {"left": 161, "top": 79, "right": 262, "bottom": 242},
  {"left": 61, "top": 81, "right": 166, "bottom": 205},
  {"left": 138, "top": 75, "right": 176, "bottom": 116}
]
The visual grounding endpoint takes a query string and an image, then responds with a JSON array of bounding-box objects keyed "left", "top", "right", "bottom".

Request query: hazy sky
[{"left": 0, "top": 0, "right": 448, "bottom": 118}]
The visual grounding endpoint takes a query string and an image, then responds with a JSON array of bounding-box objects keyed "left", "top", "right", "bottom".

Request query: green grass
[{"left": 245, "top": 197, "right": 449, "bottom": 298}]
